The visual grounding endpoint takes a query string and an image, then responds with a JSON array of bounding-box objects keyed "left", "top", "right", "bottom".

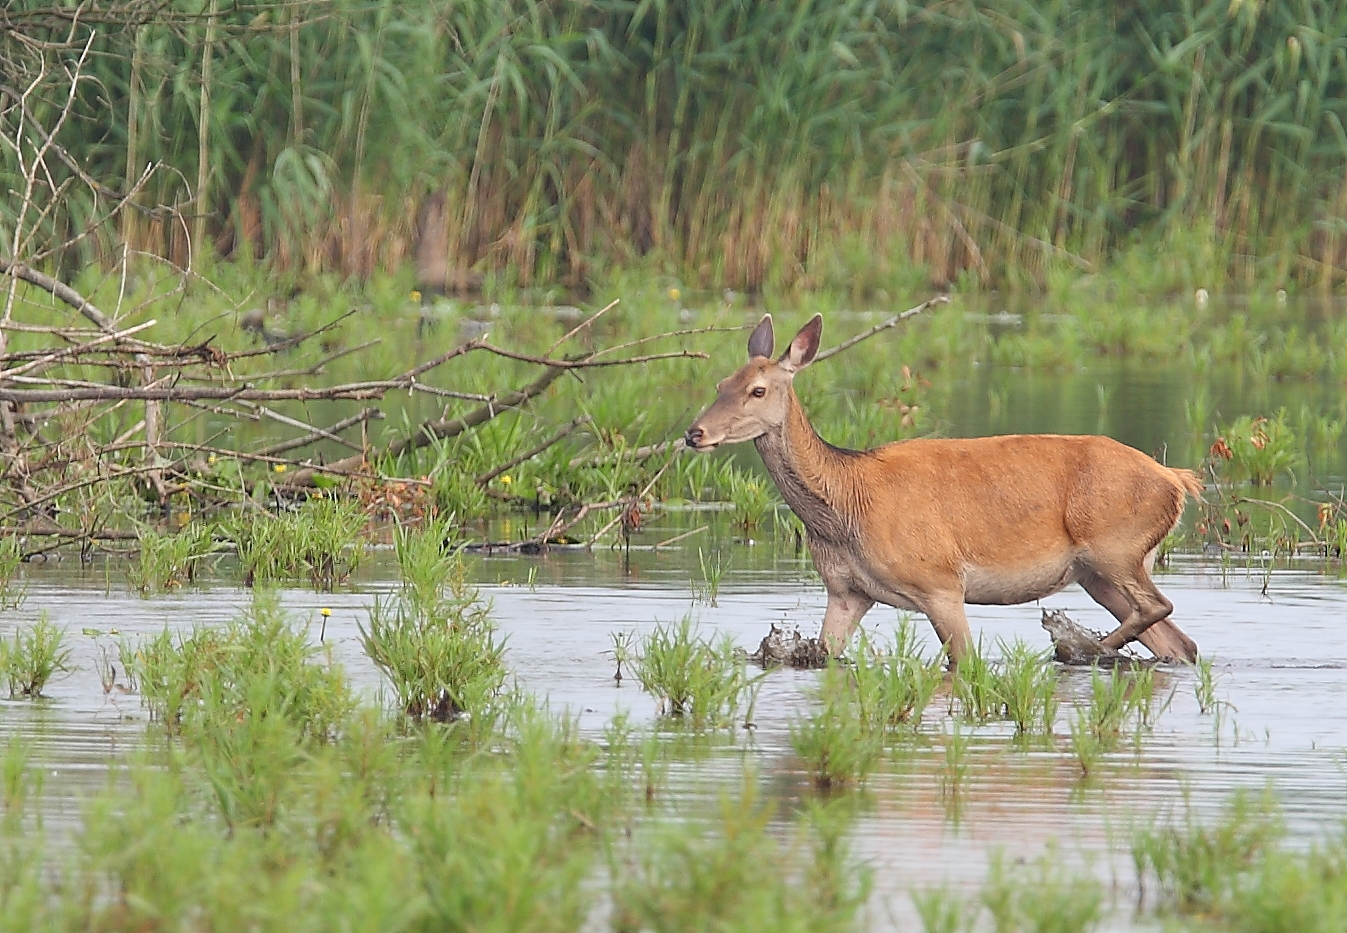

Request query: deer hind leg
[
  {"left": 1080, "top": 573, "right": 1198, "bottom": 662},
  {"left": 1083, "top": 558, "right": 1175, "bottom": 653},
  {"left": 820, "top": 590, "right": 875, "bottom": 655},
  {"left": 917, "top": 593, "right": 973, "bottom": 667}
]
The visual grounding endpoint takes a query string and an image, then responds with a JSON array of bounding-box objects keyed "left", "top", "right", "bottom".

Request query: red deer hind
[{"left": 684, "top": 314, "right": 1201, "bottom": 663}]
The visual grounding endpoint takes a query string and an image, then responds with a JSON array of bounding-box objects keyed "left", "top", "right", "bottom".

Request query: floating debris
[
  {"left": 749, "top": 623, "right": 830, "bottom": 669},
  {"left": 1041, "top": 609, "right": 1145, "bottom": 666}
]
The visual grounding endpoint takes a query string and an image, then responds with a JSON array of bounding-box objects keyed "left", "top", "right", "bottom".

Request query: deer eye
[{"left": 750, "top": 386, "right": 767, "bottom": 398}]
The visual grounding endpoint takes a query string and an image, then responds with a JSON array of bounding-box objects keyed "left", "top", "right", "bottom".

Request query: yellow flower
[
  {"left": 410, "top": 290, "right": 422, "bottom": 302},
  {"left": 500, "top": 474, "right": 513, "bottom": 485},
  {"left": 321, "top": 608, "right": 331, "bottom": 618},
  {"left": 667, "top": 287, "right": 681, "bottom": 301},
  {"left": 207, "top": 455, "right": 217, "bottom": 465},
  {"left": 273, "top": 463, "right": 287, "bottom": 473}
]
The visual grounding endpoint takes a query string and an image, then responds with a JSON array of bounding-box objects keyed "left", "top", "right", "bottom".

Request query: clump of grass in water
[
  {"left": 692, "top": 546, "right": 727, "bottom": 606},
  {"left": 130, "top": 589, "right": 354, "bottom": 741},
  {"left": 949, "top": 638, "right": 1060, "bottom": 734},
  {"left": 223, "top": 497, "right": 366, "bottom": 590},
  {"left": 0, "top": 536, "right": 26, "bottom": 609},
  {"left": 939, "top": 721, "right": 972, "bottom": 802},
  {"left": 1068, "top": 663, "right": 1164, "bottom": 776},
  {"left": 950, "top": 638, "right": 1002, "bottom": 722},
  {"left": 612, "top": 778, "right": 869, "bottom": 931},
  {"left": 997, "top": 638, "right": 1059, "bottom": 737},
  {"left": 851, "top": 622, "right": 944, "bottom": 731},
  {"left": 1, "top": 737, "right": 41, "bottom": 830},
  {"left": 1211, "top": 410, "right": 1303, "bottom": 486},
  {"left": 634, "top": 616, "right": 754, "bottom": 728},
  {"left": 727, "top": 467, "right": 777, "bottom": 530},
  {"left": 360, "top": 517, "right": 506, "bottom": 723},
  {"left": 981, "top": 846, "right": 1104, "bottom": 933},
  {"left": 406, "top": 706, "right": 610, "bottom": 931},
  {"left": 1191, "top": 655, "right": 1223, "bottom": 714},
  {"left": 912, "top": 885, "right": 977, "bottom": 933},
  {"left": 1133, "top": 788, "right": 1283, "bottom": 915},
  {"left": 2, "top": 614, "right": 72, "bottom": 698},
  {"left": 126, "top": 522, "right": 218, "bottom": 595},
  {"left": 790, "top": 663, "right": 884, "bottom": 790}
]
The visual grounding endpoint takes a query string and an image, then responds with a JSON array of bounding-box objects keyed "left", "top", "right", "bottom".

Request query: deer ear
[
  {"left": 780, "top": 314, "right": 822, "bottom": 371},
  {"left": 747, "top": 314, "right": 774, "bottom": 360}
]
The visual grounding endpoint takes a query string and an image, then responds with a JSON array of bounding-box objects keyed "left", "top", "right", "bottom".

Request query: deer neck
[{"left": 753, "top": 390, "right": 861, "bottom": 542}]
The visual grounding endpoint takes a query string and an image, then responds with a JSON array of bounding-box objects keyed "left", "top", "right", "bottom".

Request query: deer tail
[{"left": 1171, "top": 467, "right": 1205, "bottom": 500}]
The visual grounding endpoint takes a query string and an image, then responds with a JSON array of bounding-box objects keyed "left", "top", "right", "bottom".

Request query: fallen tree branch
[
  {"left": 242, "top": 401, "right": 365, "bottom": 453},
  {"left": 570, "top": 438, "right": 683, "bottom": 469},
  {"left": 255, "top": 408, "right": 383, "bottom": 458},
  {"left": 282, "top": 362, "right": 571, "bottom": 487},
  {"left": 477, "top": 343, "right": 708, "bottom": 369},
  {"left": 0, "top": 318, "right": 158, "bottom": 378}
]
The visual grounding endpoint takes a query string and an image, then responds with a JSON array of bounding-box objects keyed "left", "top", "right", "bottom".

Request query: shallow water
[{"left": 5, "top": 528, "right": 1347, "bottom": 930}]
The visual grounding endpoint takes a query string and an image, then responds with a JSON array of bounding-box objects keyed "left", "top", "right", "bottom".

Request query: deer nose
[{"left": 684, "top": 427, "right": 705, "bottom": 449}]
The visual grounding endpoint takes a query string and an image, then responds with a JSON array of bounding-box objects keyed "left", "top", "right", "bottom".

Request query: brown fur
[{"left": 685, "top": 314, "right": 1202, "bottom": 663}]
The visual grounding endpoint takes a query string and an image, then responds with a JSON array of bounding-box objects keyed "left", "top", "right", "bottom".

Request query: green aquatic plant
[
  {"left": 1067, "top": 706, "right": 1107, "bottom": 779},
  {"left": 360, "top": 521, "right": 506, "bottom": 723},
  {"left": 939, "top": 721, "right": 972, "bottom": 801},
  {"left": 850, "top": 622, "right": 945, "bottom": 730},
  {"left": 0, "top": 536, "right": 25, "bottom": 610},
  {"left": 951, "top": 639, "right": 1002, "bottom": 723},
  {"left": 126, "top": 523, "right": 219, "bottom": 595},
  {"left": 790, "top": 664, "right": 883, "bottom": 790},
  {"left": 727, "top": 467, "right": 778, "bottom": 530},
  {"left": 612, "top": 779, "right": 869, "bottom": 932},
  {"left": 1211, "top": 411, "right": 1303, "bottom": 486},
  {"left": 130, "top": 590, "right": 354, "bottom": 740},
  {"left": 634, "top": 617, "right": 754, "bottom": 728},
  {"left": 3, "top": 614, "right": 72, "bottom": 699},
  {"left": 1067, "top": 664, "right": 1164, "bottom": 776},
  {"left": 692, "top": 546, "right": 728, "bottom": 607},
  {"left": 1191, "top": 656, "right": 1227, "bottom": 718},
  {"left": 997, "top": 638, "right": 1060, "bottom": 737},
  {"left": 1133, "top": 789, "right": 1284, "bottom": 915},
  {"left": 912, "top": 885, "right": 977, "bottom": 933},
  {"left": 223, "top": 497, "right": 366, "bottom": 590},
  {"left": 982, "top": 847, "right": 1104, "bottom": 933},
  {"left": 1, "top": 737, "right": 39, "bottom": 830}
]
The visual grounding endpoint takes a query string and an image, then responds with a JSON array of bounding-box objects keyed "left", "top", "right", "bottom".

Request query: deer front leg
[{"left": 820, "top": 588, "right": 875, "bottom": 655}]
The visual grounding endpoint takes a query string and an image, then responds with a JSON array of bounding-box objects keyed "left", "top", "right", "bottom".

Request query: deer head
[{"left": 684, "top": 313, "right": 821, "bottom": 451}]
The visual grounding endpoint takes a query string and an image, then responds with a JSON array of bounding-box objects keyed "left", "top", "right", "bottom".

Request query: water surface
[{"left": 5, "top": 533, "right": 1346, "bottom": 930}]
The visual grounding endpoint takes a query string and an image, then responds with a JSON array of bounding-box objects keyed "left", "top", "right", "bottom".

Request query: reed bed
[{"left": 7, "top": 0, "right": 1347, "bottom": 289}]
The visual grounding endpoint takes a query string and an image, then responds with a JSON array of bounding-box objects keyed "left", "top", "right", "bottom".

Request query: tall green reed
[{"left": 15, "top": 0, "right": 1347, "bottom": 288}]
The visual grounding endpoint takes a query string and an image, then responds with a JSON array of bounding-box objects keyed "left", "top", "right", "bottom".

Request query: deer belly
[{"left": 962, "top": 558, "right": 1081, "bottom": 606}]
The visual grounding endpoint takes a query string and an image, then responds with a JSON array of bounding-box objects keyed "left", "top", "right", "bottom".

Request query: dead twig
[
  {"left": 255, "top": 408, "right": 383, "bottom": 458},
  {"left": 813, "top": 296, "right": 949, "bottom": 363}
]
